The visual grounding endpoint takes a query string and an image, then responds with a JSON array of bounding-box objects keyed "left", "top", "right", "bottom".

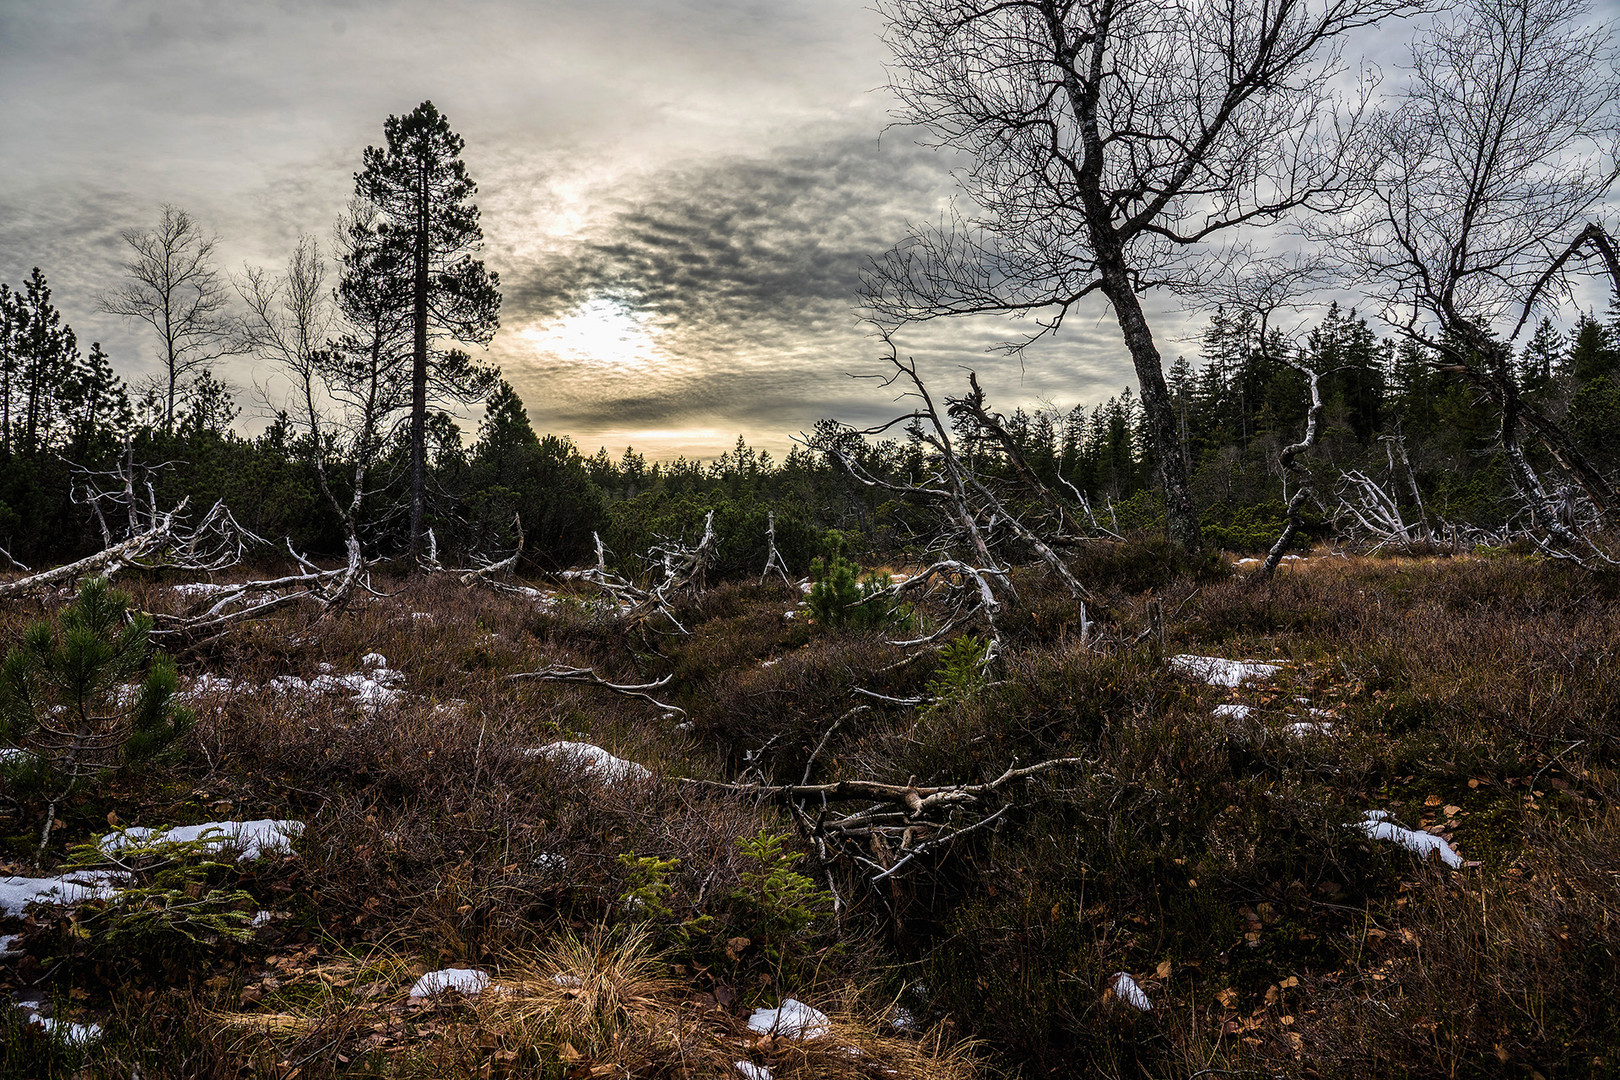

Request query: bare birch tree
[
  {"left": 99, "top": 205, "right": 238, "bottom": 431},
  {"left": 235, "top": 206, "right": 411, "bottom": 602},
  {"left": 863, "top": 0, "right": 1419, "bottom": 554},
  {"left": 1333, "top": 0, "right": 1620, "bottom": 554}
]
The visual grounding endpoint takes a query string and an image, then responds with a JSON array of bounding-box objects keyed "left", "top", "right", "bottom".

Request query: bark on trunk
[
  {"left": 1100, "top": 272, "right": 1203, "bottom": 554},
  {"left": 408, "top": 161, "right": 430, "bottom": 564}
]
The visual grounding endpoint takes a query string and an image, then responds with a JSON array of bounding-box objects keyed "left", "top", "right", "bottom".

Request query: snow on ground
[
  {"left": 409, "top": 967, "right": 492, "bottom": 997},
  {"left": 734, "top": 1063, "right": 773, "bottom": 1080},
  {"left": 0, "top": 870, "right": 119, "bottom": 917},
  {"left": 1110, "top": 972, "right": 1152, "bottom": 1011},
  {"left": 747, "top": 998, "right": 830, "bottom": 1039},
  {"left": 0, "top": 747, "right": 35, "bottom": 765},
  {"left": 18, "top": 1009, "right": 102, "bottom": 1046},
  {"left": 100, "top": 819, "right": 305, "bottom": 861},
  {"left": 0, "top": 934, "right": 22, "bottom": 958},
  {"left": 180, "top": 673, "right": 250, "bottom": 701},
  {"left": 1168, "top": 654, "right": 1282, "bottom": 687},
  {"left": 1285, "top": 720, "right": 1335, "bottom": 738},
  {"left": 528, "top": 742, "right": 652, "bottom": 784},
  {"left": 1212, "top": 704, "right": 1252, "bottom": 720},
  {"left": 1357, "top": 810, "right": 1462, "bottom": 868},
  {"left": 271, "top": 654, "right": 406, "bottom": 707}
]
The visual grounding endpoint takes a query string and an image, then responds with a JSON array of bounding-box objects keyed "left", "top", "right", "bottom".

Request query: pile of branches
[{"left": 811, "top": 333, "right": 1095, "bottom": 652}]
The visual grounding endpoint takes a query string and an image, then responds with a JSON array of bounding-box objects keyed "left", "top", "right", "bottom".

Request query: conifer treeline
[{"left": 3, "top": 265, "right": 1618, "bottom": 573}]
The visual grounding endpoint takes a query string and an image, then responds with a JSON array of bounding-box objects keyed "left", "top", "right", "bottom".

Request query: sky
[{"left": 0, "top": 0, "right": 1613, "bottom": 460}]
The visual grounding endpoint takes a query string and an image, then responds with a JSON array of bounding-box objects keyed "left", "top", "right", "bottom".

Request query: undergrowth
[{"left": 1, "top": 544, "right": 1617, "bottom": 1078}]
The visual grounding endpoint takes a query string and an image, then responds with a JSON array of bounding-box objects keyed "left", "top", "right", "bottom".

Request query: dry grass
[{"left": 3, "top": 549, "right": 1618, "bottom": 1078}]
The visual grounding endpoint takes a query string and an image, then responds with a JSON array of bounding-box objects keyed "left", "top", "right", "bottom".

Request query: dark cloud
[
  {"left": 0, "top": 0, "right": 1163, "bottom": 459},
  {"left": 492, "top": 131, "right": 1150, "bottom": 454}
]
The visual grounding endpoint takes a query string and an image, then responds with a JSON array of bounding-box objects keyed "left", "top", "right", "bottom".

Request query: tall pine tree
[{"left": 353, "top": 101, "right": 501, "bottom": 560}]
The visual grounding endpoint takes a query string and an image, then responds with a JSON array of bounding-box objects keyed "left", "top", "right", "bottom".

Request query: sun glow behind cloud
[{"left": 517, "top": 295, "right": 668, "bottom": 373}]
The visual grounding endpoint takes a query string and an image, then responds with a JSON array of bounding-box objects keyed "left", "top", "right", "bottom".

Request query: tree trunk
[
  {"left": 1099, "top": 270, "right": 1203, "bottom": 554},
  {"left": 408, "top": 160, "right": 430, "bottom": 564},
  {"left": 1048, "top": 0, "right": 1202, "bottom": 556}
]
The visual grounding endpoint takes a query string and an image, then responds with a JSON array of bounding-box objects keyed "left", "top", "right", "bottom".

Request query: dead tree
[
  {"left": 0, "top": 507, "right": 186, "bottom": 600},
  {"left": 1256, "top": 359, "right": 1325, "bottom": 579},
  {"left": 759, "top": 510, "right": 794, "bottom": 586},
  {"left": 817, "top": 332, "right": 1106, "bottom": 652}
]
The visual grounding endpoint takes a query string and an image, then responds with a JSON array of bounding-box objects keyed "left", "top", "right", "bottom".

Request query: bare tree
[
  {"left": 99, "top": 205, "right": 238, "bottom": 431},
  {"left": 236, "top": 213, "right": 410, "bottom": 602},
  {"left": 1333, "top": 0, "right": 1620, "bottom": 555},
  {"left": 863, "top": 0, "right": 1416, "bottom": 554}
]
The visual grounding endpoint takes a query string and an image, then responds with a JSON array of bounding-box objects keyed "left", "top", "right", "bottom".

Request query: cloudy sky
[{"left": 1, "top": 0, "right": 1611, "bottom": 459}]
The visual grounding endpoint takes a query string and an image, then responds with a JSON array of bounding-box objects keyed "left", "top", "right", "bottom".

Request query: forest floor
[{"left": 1, "top": 540, "right": 1617, "bottom": 1079}]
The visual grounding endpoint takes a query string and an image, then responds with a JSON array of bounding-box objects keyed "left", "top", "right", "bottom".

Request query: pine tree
[
  {"left": 0, "top": 578, "right": 193, "bottom": 864},
  {"left": 353, "top": 101, "right": 501, "bottom": 560},
  {"left": 15, "top": 268, "right": 79, "bottom": 455}
]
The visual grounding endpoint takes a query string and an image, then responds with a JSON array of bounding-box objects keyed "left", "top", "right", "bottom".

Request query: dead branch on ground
[{"left": 508, "top": 665, "right": 686, "bottom": 717}]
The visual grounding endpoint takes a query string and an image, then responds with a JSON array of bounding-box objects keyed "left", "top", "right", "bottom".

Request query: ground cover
[{"left": 1, "top": 544, "right": 1617, "bottom": 1079}]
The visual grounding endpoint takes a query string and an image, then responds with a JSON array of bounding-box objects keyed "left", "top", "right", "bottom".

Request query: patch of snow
[
  {"left": 747, "top": 998, "right": 830, "bottom": 1040},
  {"left": 411, "top": 611, "right": 434, "bottom": 620},
  {"left": 410, "top": 967, "right": 491, "bottom": 997},
  {"left": 180, "top": 674, "right": 250, "bottom": 701},
  {"left": 782, "top": 610, "right": 797, "bottom": 620},
  {"left": 1168, "top": 654, "right": 1282, "bottom": 687},
  {"left": 250, "top": 910, "right": 273, "bottom": 927},
  {"left": 1357, "top": 810, "right": 1462, "bottom": 868},
  {"left": 0, "top": 747, "right": 35, "bottom": 765},
  {"left": 1285, "top": 721, "right": 1334, "bottom": 738},
  {"left": 532, "top": 853, "right": 567, "bottom": 872},
  {"left": 528, "top": 741, "right": 652, "bottom": 784},
  {"left": 361, "top": 652, "right": 387, "bottom": 668},
  {"left": 0, "top": 934, "right": 21, "bottom": 958},
  {"left": 551, "top": 973, "right": 583, "bottom": 988},
  {"left": 100, "top": 819, "right": 305, "bottom": 861},
  {"left": 269, "top": 675, "right": 311, "bottom": 695},
  {"left": 798, "top": 580, "right": 814, "bottom": 594},
  {"left": 760, "top": 658, "right": 780, "bottom": 668},
  {"left": 0, "top": 871, "right": 119, "bottom": 916},
  {"left": 22, "top": 1011, "right": 102, "bottom": 1046},
  {"left": 1212, "top": 704, "right": 1252, "bottom": 720},
  {"left": 1235, "top": 558, "right": 1260, "bottom": 567},
  {"left": 735, "top": 1063, "right": 773, "bottom": 1080},
  {"left": 890, "top": 1006, "right": 917, "bottom": 1030},
  {"left": 1110, "top": 972, "right": 1152, "bottom": 1011}
]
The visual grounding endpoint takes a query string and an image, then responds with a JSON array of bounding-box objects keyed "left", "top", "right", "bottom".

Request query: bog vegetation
[{"left": 5, "top": 0, "right": 1620, "bottom": 1076}]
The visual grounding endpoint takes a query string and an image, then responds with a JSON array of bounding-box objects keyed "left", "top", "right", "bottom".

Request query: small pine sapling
[
  {"left": 926, "top": 635, "right": 992, "bottom": 709},
  {"left": 807, "top": 531, "right": 893, "bottom": 631},
  {"left": 0, "top": 578, "right": 194, "bottom": 865}
]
